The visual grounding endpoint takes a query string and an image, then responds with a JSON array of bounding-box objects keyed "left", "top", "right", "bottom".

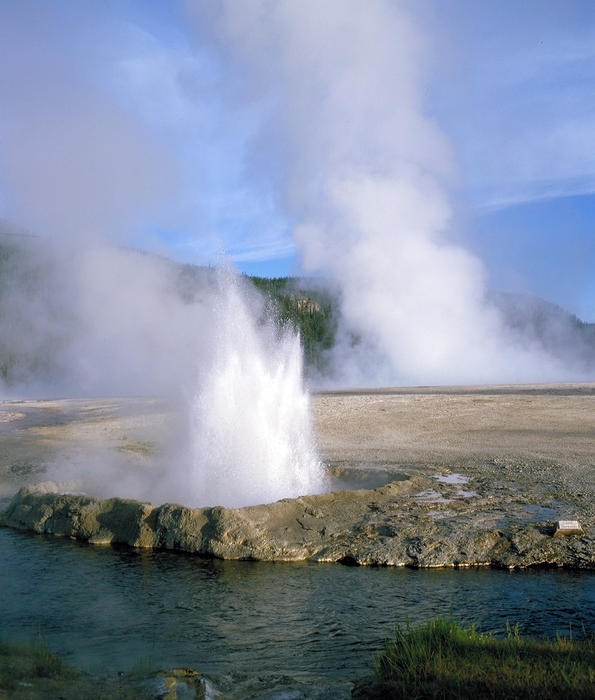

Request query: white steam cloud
[
  {"left": 189, "top": 0, "right": 581, "bottom": 385},
  {"left": 0, "top": 3, "right": 175, "bottom": 244},
  {"left": 0, "top": 2, "right": 324, "bottom": 507},
  {"left": 0, "top": 237, "right": 325, "bottom": 507}
]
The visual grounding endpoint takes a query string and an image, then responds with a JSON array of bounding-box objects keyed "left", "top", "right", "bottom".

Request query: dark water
[{"left": 1, "top": 528, "right": 593, "bottom": 687}]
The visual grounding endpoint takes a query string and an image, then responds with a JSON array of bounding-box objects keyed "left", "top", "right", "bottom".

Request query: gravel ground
[
  {"left": 313, "top": 383, "right": 595, "bottom": 492},
  {"left": 1, "top": 383, "right": 593, "bottom": 499}
]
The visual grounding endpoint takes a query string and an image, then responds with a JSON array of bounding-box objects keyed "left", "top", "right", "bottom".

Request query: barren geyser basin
[
  {"left": 1, "top": 0, "right": 595, "bottom": 695},
  {"left": 1, "top": 383, "right": 593, "bottom": 569}
]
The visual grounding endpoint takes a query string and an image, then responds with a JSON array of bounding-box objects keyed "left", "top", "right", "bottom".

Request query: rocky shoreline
[
  {"left": 2, "top": 464, "right": 592, "bottom": 569},
  {"left": 1, "top": 387, "right": 593, "bottom": 569}
]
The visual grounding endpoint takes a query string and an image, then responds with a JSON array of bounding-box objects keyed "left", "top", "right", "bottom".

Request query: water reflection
[{"left": 1, "top": 529, "right": 593, "bottom": 682}]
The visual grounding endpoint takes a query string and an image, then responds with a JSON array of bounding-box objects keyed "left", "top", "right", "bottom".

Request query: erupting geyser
[{"left": 189, "top": 275, "right": 325, "bottom": 508}]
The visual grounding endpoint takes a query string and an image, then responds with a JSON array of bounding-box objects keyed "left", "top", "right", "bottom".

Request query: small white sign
[{"left": 556, "top": 520, "right": 583, "bottom": 534}]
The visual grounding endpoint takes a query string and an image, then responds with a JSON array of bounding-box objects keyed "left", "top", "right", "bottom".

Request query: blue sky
[
  {"left": 0, "top": 1, "right": 594, "bottom": 321},
  {"left": 428, "top": 1, "right": 595, "bottom": 320}
]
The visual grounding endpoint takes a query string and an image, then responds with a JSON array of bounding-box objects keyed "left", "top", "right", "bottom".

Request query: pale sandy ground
[
  {"left": 0, "top": 383, "right": 594, "bottom": 500},
  {"left": 0, "top": 397, "right": 177, "bottom": 500},
  {"left": 313, "top": 383, "right": 595, "bottom": 467}
]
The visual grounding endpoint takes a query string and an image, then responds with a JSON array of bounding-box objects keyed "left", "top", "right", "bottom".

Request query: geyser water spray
[
  {"left": 189, "top": 273, "right": 325, "bottom": 508},
  {"left": 0, "top": 238, "right": 324, "bottom": 509}
]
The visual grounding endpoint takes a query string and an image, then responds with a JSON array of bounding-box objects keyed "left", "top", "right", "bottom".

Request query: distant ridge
[
  {"left": 490, "top": 291, "right": 595, "bottom": 372},
  {"left": 0, "top": 232, "right": 593, "bottom": 385}
]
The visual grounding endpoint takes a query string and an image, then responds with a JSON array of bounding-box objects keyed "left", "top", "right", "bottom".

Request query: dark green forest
[{"left": 247, "top": 275, "right": 337, "bottom": 371}]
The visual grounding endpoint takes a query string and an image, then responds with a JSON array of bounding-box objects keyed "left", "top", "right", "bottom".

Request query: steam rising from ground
[
  {"left": 0, "top": 4, "right": 327, "bottom": 508},
  {"left": 193, "top": 0, "right": 582, "bottom": 385},
  {"left": 0, "top": 239, "right": 324, "bottom": 507}
]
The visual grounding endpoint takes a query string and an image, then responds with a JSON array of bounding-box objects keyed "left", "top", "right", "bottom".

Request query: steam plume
[
  {"left": 0, "top": 2, "right": 325, "bottom": 508},
  {"left": 188, "top": 0, "right": 580, "bottom": 385}
]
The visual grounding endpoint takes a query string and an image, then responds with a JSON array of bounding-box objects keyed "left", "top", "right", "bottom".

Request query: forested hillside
[
  {"left": 0, "top": 234, "right": 593, "bottom": 390},
  {"left": 248, "top": 275, "right": 337, "bottom": 370},
  {"left": 490, "top": 291, "right": 595, "bottom": 373}
]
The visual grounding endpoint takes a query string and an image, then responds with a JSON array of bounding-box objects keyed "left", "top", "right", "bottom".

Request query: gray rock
[{"left": 1, "top": 475, "right": 592, "bottom": 569}]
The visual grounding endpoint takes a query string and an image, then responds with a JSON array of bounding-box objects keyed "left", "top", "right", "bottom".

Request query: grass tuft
[
  {"left": 0, "top": 633, "right": 77, "bottom": 691},
  {"left": 356, "top": 618, "right": 595, "bottom": 699}
]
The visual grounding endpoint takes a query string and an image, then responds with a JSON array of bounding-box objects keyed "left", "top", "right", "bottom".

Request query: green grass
[
  {"left": 0, "top": 633, "right": 77, "bottom": 691},
  {"left": 356, "top": 618, "right": 595, "bottom": 699},
  {"left": 0, "top": 635, "right": 164, "bottom": 698}
]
